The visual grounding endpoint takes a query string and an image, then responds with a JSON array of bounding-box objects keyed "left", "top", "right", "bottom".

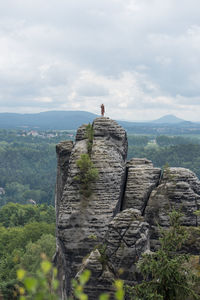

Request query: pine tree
[{"left": 128, "top": 211, "right": 200, "bottom": 300}]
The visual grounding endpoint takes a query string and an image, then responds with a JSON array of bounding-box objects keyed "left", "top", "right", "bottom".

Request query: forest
[
  {"left": 0, "top": 129, "right": 75, "bottom": 207},
  {"left": 0, "top": 129, "right": 200, "bottom": 207},
  {"left": 0, "top": 203, "right": 55, "bottom": 299},
  {"left": 128, "top": 134, "right": 200, "bottom": 178}
]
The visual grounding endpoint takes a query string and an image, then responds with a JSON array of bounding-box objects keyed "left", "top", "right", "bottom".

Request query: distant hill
[
  {"left": 0, "top": 111, "right": 98, "bottom": 130},
  {"left": 152, "top": 114, "right": 186, "bottom": 124},
  {"left": 0, "top": 111, "right": 199, "bottom": 134}
]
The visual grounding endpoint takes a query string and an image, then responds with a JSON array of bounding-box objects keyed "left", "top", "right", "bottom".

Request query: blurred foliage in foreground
[
  {"left": 0, "top": 203, "right": 56, "bottom": 300},
  {"left": 17, "top": 258, "right": 125, "bottom": 300},
  {"left": 15, "top": 211, "right": 200, "bottom": 300}
]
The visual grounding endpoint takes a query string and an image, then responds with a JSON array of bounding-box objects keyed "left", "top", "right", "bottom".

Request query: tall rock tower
[{"left": 55, "top": 117, "right": 128, "bottom": 298}]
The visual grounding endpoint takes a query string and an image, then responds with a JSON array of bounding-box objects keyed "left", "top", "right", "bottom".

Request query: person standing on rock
[{"left": 101, "top": 104, "right": 105, "bottom": 116}]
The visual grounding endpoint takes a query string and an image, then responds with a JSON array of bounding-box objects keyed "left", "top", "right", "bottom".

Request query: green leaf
[
  {"left": 17, "top": 269, "right": 26, "bottom": 280},
  {"left": 53, "top": 267, "right": 58, "bottom": 277},
  {"left": 114, "top": 280, "right": 124, "bottom": 300},
  {"left": 114, "top": 280, "right": 123, "bottom": 290},
  {"left": 79, "top": 270, "right": 91, "bottom": 285},
  {"left": 80, "top": 294, "right": 88, "bottom": 300},
  {"left": 99, "top": 293, "right": 110, "bottom": 300},
  {"left": 24, "top": 277, "right": 37, "bottom": 292},
  {"left": 41, "top": 260, "right": 52, "bottom": 274},
  {"left": 52, "top": 279, "right": 59, "bottom": 290},
  {"left": 115, "top": 289, "right": 125, "bottom": 300}
]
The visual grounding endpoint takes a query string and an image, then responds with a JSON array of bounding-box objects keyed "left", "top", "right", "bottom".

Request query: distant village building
[
  {"left": 0, "top": 187, "right": 5, "bottom": 195},
  {"left": 27, "top": 130, "right": 39, "bottom": 137},
  {"left": 46, "top": 134, "right": 54, "bottom": 138},
  {"left": 150, "top": 139, "right": 157, "bottom": 144},
  {"left": 27, "top": 199, "right": 37, "bottom": 205}
]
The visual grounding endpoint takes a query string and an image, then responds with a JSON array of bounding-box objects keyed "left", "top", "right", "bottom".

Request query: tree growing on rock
[
  {"left": 128, "top": 210, "right": 200, "bottom": 300},
  {"left": 75, "top": 154, "right": 99, "bottom": 198},
  {"left": 85, "top": 123, "right": 94, "bottom": 157}
]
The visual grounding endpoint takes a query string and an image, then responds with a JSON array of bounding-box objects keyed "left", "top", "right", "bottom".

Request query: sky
[{"left": 0, "top": 0, "right": 200, "bottom": 121}]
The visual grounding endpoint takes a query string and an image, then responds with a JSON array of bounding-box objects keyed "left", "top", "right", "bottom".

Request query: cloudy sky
[{"left": 0, "top": 0, "right": 200, "bottom": 121}]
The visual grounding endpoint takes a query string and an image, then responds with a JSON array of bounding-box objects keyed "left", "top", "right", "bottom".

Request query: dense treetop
[
  {"left": 0, "top": 129, "right": 199, "bottom": 208},
  {"left": 0, "top": 203, "right": 56, "bottom": 299}
]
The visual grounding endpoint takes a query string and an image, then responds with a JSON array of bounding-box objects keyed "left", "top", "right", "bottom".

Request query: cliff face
[
  {"left": 55, "top": 117, "right": 200, "bottom": 299},
  {"left": 55, "top": 117, "right": 128, "bottom": 297}
]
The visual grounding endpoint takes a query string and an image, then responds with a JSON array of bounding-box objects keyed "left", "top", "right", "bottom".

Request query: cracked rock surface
[
  {"left": 103, "top": 209, "right": 149, "bottom": 285},
  {"left": 145, "top": 167, "right": 200, "bottom": 250},
  {"left": 55, "top": 117, "right": 128, "bottom": 297},
  {"left": 55, "top": 117, "right": 200, "bottom": 299},
  {"left": 74, "top": 209, "right": 149, "bottom": 300},
  {"left": 123, "top": 158, "right": 161, "bottom": 214}
]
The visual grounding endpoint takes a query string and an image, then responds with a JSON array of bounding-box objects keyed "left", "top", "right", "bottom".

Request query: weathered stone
[
  {"left": 123, "top": 158, "right": 161, "bottom": 214},
  {"left": 103, "top": 209, "right": 149, "bottom": 286},
  {"left": 55, "top": 141, "right": 74, "bottom": 219},
  {"left": 145, "top": 167, "right": 200, "bottom": 250},
  {"left": 55, "top": 141, "right": 74, "bottom": 299},
  {"left": 93, "top": 117, "right": 128, "bottom": 160},
  {"left": 75, "top": 124, "right": 87, "bottom": 141},
  {"left": 56, "top": 117, "right": 128, "bottom": 298},
  {"left": 55, "top": 118, "right": 200, "bottom": 299},
  {"left": 75, "top": 209, "right": 149, "bottom": 299},
  {"left": 75, "top": 249, "right": 115, "bottom": 300}
]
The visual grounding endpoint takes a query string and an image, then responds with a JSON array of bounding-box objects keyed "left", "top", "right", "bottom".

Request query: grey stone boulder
[
  {"left": 145, "top": 167, "right": 200, "bottom": 250},
  {"left": 75, "top": 209, "right": 150, "bottom": 299},
  {"left": 55, "top": 141, "right": 74, "bottom": 219},
  {"left": 75, "top": 249, "right": 115, "bottom": 300},
  {"left": 123, "top": 158, "right": 161, "bottom": 214},
  {"left": 103, "top": 209, "right": 149, "bottom": 285}
]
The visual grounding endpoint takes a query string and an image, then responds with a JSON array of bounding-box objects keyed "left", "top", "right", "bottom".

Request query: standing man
[{"left": 101, "top": 104, "right": 105, "bottom": 116}]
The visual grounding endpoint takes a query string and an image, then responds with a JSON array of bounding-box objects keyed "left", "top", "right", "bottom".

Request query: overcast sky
[{"left": 0, "top": 0, "right": 200, "bottom": 121}]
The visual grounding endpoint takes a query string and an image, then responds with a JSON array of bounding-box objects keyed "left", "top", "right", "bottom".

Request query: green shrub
[
  {"left": 127, "top": 210, "right": 200, "bottom": 300},
  {"left": 75, "top": 154, "right": 99, "bottom": 198},
  {"left": 85, "top": 123, "right": 94, "bottom": 156}
]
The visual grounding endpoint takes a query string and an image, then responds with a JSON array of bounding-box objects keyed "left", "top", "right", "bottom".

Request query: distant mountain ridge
[
  {"left": 151, "top": 114, "right": 186, "bottom": 124},
  {"left": 0, "top": 111, "right": 199, "bottom": 134},
  {"left": 0, "top": 111, "right": 99, "bottom": 130}
]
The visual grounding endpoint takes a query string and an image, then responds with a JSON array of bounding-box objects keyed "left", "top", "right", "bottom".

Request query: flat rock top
[
  {"left": 75, "top": 117, "right": 127, "bottom": 145},
  {"left": 92, "top": 117, "right": 128, "bottom": 160},
  {"left": 93, "top": 117, "right": 127, "bottom": 140},
  {"left": 163, "top": 167, "right": 197, "bottom": 180}
]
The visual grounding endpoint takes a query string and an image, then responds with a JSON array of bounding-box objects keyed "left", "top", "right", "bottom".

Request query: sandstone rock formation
[
  {"left": 103, "top": 209, "right": 149, "bottom": 284},
  {"left": 122, "top": 158, "right": 161, "bottom": 214},
  {"left": 55, "top": 117, "right": 128, "bottom": 297},
  {"left": 145, "top": 167, "right": 200, "bottom": 250},
  {"left": 55, "top": 117, "right": 200, "bottom": 299}
]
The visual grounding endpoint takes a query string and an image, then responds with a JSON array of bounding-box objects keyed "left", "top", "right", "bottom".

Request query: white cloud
[
  {"left": 0, "top": 0, "right": 200, "bottom": 120},
  {"left": 34, "top": 97, "right": 53, "bottom": 103}
]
